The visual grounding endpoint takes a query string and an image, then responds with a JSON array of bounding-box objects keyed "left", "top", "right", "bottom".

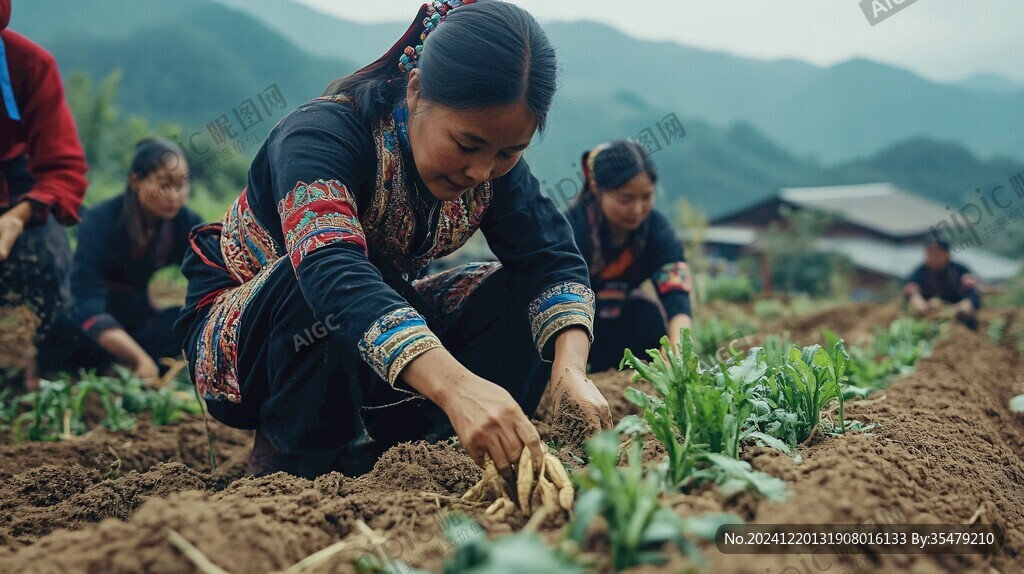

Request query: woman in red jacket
[{"left": 0, "top": 0, "right": 89, "bottom": 385}]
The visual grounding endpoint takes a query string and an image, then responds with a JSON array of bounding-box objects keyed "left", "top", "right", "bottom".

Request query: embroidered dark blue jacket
[
  {"left": 71, "top": 194, "right": 202, "bottom": 339},
  {"left": 565, "top": 199, "right": 692, "bottom": 320},
  {"left": 178, "top": 97, "right": 595, "bottom": 400}
]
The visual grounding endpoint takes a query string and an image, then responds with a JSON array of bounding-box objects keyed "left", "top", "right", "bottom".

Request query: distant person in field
[
  {"left": 175, "top": 0, "right": 611, "bottom": 479},
  {"left": 68, "top": 138, "right": 201, "bottom": 382},
  {"left": 903, "top": 239, "right": 980, "bottom": 329},
  {"left": 0, "top": 0, "right": 89, "bottom": 385},
  {"left": 566, "top": 140, "right": 693, "bottom": 371}
]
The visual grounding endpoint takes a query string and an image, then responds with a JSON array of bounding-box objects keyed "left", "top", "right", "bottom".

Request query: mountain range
[{"left": 8, "top": 0, "right": 1022, "bottom": 225}]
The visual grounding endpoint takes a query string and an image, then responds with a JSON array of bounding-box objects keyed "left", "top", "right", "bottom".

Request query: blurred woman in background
[
  {"left": 68, "top": 137, "right": 201, "bottom": 382},
  {"left": 566, "top": 140, "right": 693, "bottom": 371},
  {"left": 0, "top": 0, "right": 88, "bottom": 387}
]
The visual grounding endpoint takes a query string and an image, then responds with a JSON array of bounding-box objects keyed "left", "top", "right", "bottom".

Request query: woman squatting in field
[
  {"left": 175, "top": 0, "right": 614, "bottom": 478},
  {"left": 66, "top": 138, "right": 202, "bottom": 382},
  {"left": 0, "top": 0, "right": 88, "bottom": 387},
  {"left": 566, "top": 140, "right": 694, "bottom": 372}
]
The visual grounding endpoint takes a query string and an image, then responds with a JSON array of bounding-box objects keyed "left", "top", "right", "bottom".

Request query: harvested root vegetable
[
  {"left": 485, "top": 497, "right": 515, "bottom": 521},
  {"left": 462, "top": 451, "right": 576, "bottom": 524},
  {"left": 517, "top": 448, "right": 534, "bottom": 514},
  {"left": 536, "top": 475, "right": 560, "bottom": 515},
  {"left": 543, "top": 453, "right": 575, "bottom": 511}
]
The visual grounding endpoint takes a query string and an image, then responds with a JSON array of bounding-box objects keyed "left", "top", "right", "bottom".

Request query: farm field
[{"left": 0, "top": 302, "right": 1022, "bottom": 574}]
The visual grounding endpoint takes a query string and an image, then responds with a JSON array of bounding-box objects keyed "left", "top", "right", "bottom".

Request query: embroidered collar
[
  {"left": 585, "top": 198, "right": 649, "bottom": 280},
  {"left": 360, "top": 100, "right": 493, "bottom": 275}
]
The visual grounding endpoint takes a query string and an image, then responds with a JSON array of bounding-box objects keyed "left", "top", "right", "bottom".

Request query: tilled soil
[
  {"left": 0, "top": 306, "right": 39, "bottom": 371},
  {"left": 0, "top": 306, "right": 1021, "bottom": 574}
]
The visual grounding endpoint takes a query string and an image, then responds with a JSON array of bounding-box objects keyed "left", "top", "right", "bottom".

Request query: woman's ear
[
  {"left": 406, "top": 69, "right": 421, "bottom": 114},
  {"left": 127, "top": 173, "right": 140, "bottom": 194}
]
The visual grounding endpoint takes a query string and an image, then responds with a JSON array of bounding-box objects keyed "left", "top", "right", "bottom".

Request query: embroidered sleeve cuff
[
  {"left": 653, "top": 261, "right": 692, "bottom": 295},
  {"left": 359, "top": 306, "right": 444, "bottom": 389},
  {"left": 82, "top": 313, "right": 122, "bottom": 340},
  {"left": 528, "top": 282, "right": 595, "bottom": 360}
]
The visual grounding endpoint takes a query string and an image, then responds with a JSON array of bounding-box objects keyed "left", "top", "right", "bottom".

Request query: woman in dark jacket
[
  {"left": 175, "top": 0, "right": 612, "bottom": 479},
  {"left": 565, "top": 140, "right": 694, "bottom": 371},
  {"left": 70, "top": 138, "right": 201, "bottom": 381}
]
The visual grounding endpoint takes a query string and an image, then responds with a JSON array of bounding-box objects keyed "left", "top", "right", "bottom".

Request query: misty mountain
[{"left": 8, "top": 0, "right": 1021, "bottom": 230}]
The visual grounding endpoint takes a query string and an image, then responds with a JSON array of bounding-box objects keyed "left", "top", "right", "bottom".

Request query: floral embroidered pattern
[
  {"left": 221, "top": 188, "right": 280, "bottom": 284},
  {"left": 528, "top": 282, "right": 595, "bottom": 358},
  {"left": 361, "top": 105, "right": 491, "bottom": 274},
  {"left": 413, "top": 261, "right": 503, "bottom": 316},
  {"left": 653, "top": 261, "right": 692, "bottom": 294},
  {"left": 279, "top": 179, "right": 367, "bottom": 269},
  {"left": 195, "top": 257, "right": 287, "bottom": 403},
  {"left": 359, "top": 306, "right": 443, "bottom": 388}
]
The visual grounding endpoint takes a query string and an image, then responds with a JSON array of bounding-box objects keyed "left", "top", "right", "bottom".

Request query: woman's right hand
[
  {"left": 438, "top": 374, "right": 545, "bottom": 472},
  {"left": 132, "top": 354, "right": 160, "bottom": 384},
  {"left": 401, "top": 347, "right": 544, "bottom": 471}
]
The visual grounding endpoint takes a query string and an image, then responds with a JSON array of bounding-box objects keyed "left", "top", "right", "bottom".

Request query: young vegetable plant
[
  {"left": 571, "top": 430, "right": 742, "bottom": 571},
  {"left": 824, "top": 318, "right": 938, "bottom": 395},
  {"left": 747, "top": 340, "right": 848, "bottom": 447},
  {"left": 146, "top": 388, "right": 203, "bottom": 425},
  {"left": 571, "top": 430, "right": 695, "bottom": 571},
  {"left": 13, "top": 380, "right": 73, "bottom": 442},
  {"left": 78, "top": 373, "right": 135, "bottom": 432},
  {"left": 691, "top": 317, "right": 755, "bottom": 367},
  {"left": 0, "top": 387, "right": 18, "bottom": 432},
  {"left": 620, "top": 330, "right": 788, "bottom": 500},
  {"left": 440, "top": 514, "right": 583, "bottom": 574}
]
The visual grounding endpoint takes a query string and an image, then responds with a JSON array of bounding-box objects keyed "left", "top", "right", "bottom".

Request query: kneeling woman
[
  {"left": 70, "top": 138, "right": 202, "bottom": 381},
  {"left": 175, "top": 0, "right": 612, "bottom": 479},
  {"left": 566, "top": 140, "right": 694, "bottom": 372}
]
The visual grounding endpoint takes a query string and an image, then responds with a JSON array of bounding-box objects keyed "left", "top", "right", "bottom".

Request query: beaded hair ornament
[{"left": 398, "top": 0, "right": 478, "bottom": 73}]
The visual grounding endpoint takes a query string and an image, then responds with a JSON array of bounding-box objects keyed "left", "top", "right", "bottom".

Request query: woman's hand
[
  {"left": 439, "top": 374, "right": 545, "bottom": 471},
  {"left": 0, "top": 202, "right": 31, "bottom": 261},
  {"left": 549, "top": 326, "right": 612, "bottom": 430},
  {"left": 551, "top": 364, "right": 613, "bottom": 430},
  {"left": 667, "top": 313, "right": 692, "bottom": 350},
  {"left": 132, "top": 353, "right": 160, "bottom": 384},
  {"left": 401, "top": 348, "right": 544, "bottom": 471},
  {"left": 97, "top": 328, "right": 159, "bottom": 385}
]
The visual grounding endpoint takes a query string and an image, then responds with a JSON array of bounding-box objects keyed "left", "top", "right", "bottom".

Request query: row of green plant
[
  {"left": 367, "top": 317, "right": 945, "bottom": 574},
  {"left": 0, "top": 366, "right": 201, "bottom": 442},
  {"left": 702, "top": 274, "right": 754, "bottom": 303},
  {"left": 690, "top": 316, "right": 756, "bottom": 368},
  {"left": 834, "top": 318, "right": 939, "bottom": 396},
  {"left": 620, "top": 329, "right": 834, "bottom": 490},
  {"left": 578, "top": 317, "right": 942, "bottom": 570},
  {"left": 367, "top": 433, "right": 743, "bottom": 574}
]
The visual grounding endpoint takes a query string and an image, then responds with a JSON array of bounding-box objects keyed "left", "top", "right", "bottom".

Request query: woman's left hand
[
  {"left": 667, "top": 313, "right": 693, "bottom": 350},
  {"left": 551, "top": 364, "right": 613, "bottom": 431}
]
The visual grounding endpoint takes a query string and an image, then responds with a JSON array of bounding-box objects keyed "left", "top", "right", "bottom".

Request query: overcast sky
[{"left": 297, "top": 0, "right": 1024, "bottom": 84}]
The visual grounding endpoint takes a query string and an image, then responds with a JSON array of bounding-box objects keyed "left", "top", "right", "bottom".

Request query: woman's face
[
  {"left": 131, "top": 153, "right": 190, "bottom": 220},
  {"left": 597, "top": 172, "right": 656, "bottom": 235},
  {"left": 406, "top": 70, "right": 536, "bottom": 201},
  {"left": 924, "top": 243, "right": 951, "bottom": 270}
]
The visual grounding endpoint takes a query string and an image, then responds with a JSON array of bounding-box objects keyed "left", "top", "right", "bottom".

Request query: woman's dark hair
[
  {"left": 324, "top": 1, "right": 557, "bottom": 131},
  {"left": 122, "top": 137, "right": 185, "bottom": 256},
  {"left": 576, "top": 140, "right": 659, "bottom": 205}
]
